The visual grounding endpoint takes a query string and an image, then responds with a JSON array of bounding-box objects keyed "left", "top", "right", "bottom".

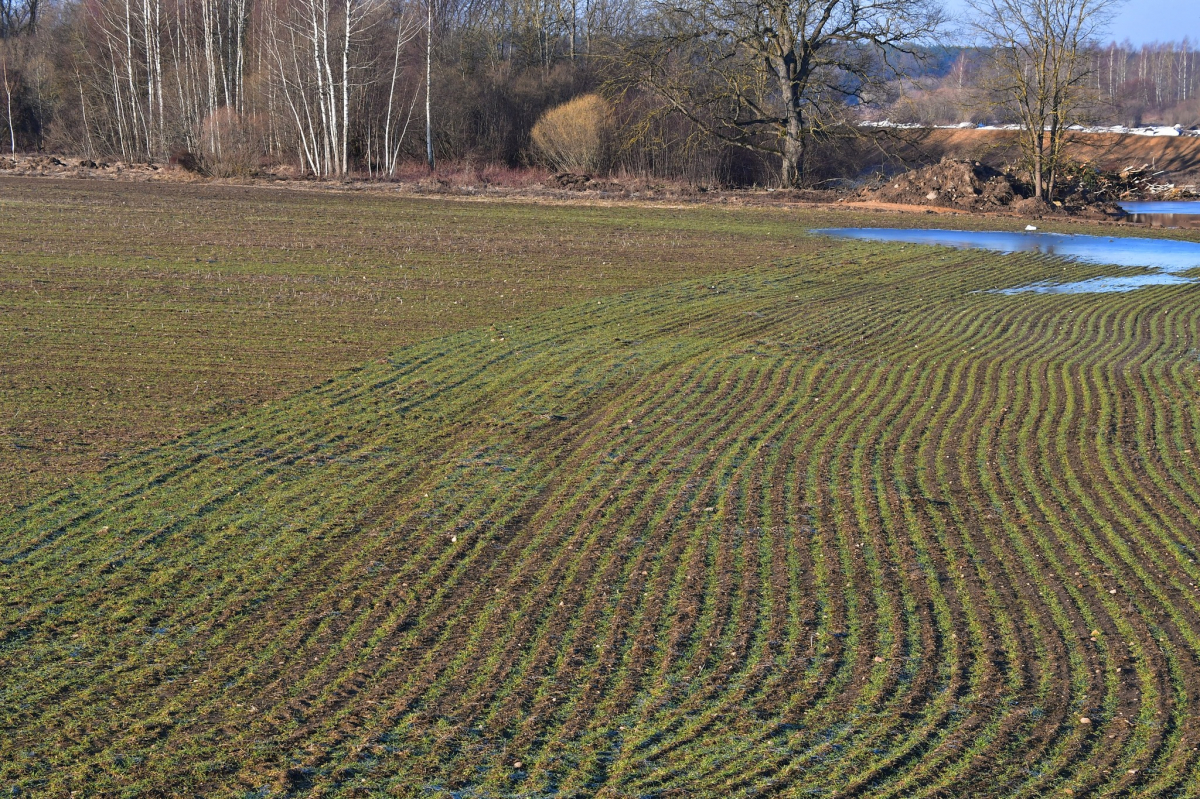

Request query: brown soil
[
  {"left": 895, "top": 128, "right": 1200, "bottom": 185},
  {"left": 859, "top": 158, "right": 1022, "bottom": 211},
  {"left": 0, "top": 153, "right": 190, "bottom": 181},
  {"left": 850, "top": 151, "right": 1196, "bottom": 219},
  {"left": 844, "top": 200, "right": 972, "bottom": 214}
]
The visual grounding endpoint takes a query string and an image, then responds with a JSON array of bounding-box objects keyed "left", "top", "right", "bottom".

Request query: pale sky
[{"left": 943, "top": 0, "right": 1200, "bottom": 45}]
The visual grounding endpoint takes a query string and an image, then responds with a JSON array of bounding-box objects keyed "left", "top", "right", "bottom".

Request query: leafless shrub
[
  {"left": 199, "top": 108, "right": 266, "bottom": 177},
  {"left": 531, "top": 93, "right": 613, "bottom": 174}
]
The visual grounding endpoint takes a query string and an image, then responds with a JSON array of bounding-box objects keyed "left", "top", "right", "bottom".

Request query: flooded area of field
[
  {"left": 816, "top": 228, "right": 1200, "bottom": 293},
  {"left": 1118, "top": 201, "right": 1200, "bottom": 229}
]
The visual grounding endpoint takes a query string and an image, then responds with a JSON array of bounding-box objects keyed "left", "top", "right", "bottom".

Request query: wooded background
[{"left": 1, "top": 0, "right": 1197, "bottom": 186}]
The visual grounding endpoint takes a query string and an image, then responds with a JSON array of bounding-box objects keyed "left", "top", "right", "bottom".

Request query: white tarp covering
[{"left": 858, "top": 121, "right": 1198, "bottom": 137}]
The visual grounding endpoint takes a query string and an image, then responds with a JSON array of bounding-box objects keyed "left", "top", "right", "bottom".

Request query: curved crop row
[{"left": 4, "top": 241, "right": 1200, "bottom": 797}]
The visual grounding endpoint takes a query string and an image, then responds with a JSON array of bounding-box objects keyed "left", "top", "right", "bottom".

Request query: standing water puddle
[
  {"left": 815, "top": 228, "right": 1200, "bottom": 293},
  {"left": 1119, "top": 201, "right": 1200, "bottom": 230}
]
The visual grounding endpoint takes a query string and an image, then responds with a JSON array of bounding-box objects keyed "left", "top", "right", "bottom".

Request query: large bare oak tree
[{"left": 625, "top": 0, "right": 944, "bottom": 187}]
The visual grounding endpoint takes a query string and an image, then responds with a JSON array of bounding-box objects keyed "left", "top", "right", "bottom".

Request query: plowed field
[
  {"left": 0, "top": 177, "right": 822, "bottom": 506},
  {"left": 5, "top": 181, "right": 1200, "bottom": 796}
]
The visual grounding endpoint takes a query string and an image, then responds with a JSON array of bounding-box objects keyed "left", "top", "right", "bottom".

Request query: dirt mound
[
  {"left": 542, "top": 172, "right": 628, "bottom": 193},
  {"left": 858, "top": 157, "right": 1147, "bottom": 218},
  {"left": 0, "top": 153, "right": 181, "bottom": 180},
  {"left": 547, "top": 172, "right": 593, "bottom": 189},
  {"left": 861, "top": 158, "right": 1020, "bottom": 209}
]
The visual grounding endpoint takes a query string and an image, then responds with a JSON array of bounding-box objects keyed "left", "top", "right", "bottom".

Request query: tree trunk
[
  {"left": 123, "top": 0, "right": 146, "bottom": 157},
  {"left": 777, "top": 53, "right": 803, "bottom": 188},
  {"left": 78, "top": 73, "right": 94, "bottom": 159},
  {"left": 235, "top": 0, "right": 246, "bottom": 112},
  {"left": 152, "top": 0, "right": 164, "bottom": 151},
  {"left": 425, "top": 0, "right": 433, "bottom": 171},
  {"left": 1032, "top": 144, "right": 1043, "bottom": 198},
  {"left": 3, "top": 59, "right": 14, "bottom": 155},
  {"left": 383, "top": 14, "right": 401, "bottom": 175},
  {"left": 1046, "top": 119, "right": 1059, "bottom": 199},
  {"left": 309, "top": 0, "right": 330, "bottom": 174},
  {"left": 781, "top": 119, "right": 803, "bottom": 188},
  {"left": 342, "top": 0, "right": 351, "bottom": 175}
]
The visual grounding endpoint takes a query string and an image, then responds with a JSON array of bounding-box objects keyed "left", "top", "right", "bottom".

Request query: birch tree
[
  {"left": 381, "top": 1, "right": 422, "bottom": 174},
  {"left": 2, "top": 53, "right": 14, "bottom": 153},
  {"left": 267, "top": 0, "right": 420, "bottom": 176},
  {"left": 84, "top": 0, "right": 172, "bottom": 158}
]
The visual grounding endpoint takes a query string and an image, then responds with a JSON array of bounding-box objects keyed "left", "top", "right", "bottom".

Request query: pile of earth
[
  {"left": 543, "top": 172, "right": 627, "bottom": 192},
  {"left": 0, "top": 154, "right": 175, "bottom": 179},
  {"left": 860, "top": 158, "right": 1027, "bottom": 209},
  {"left": 858, "top": 157, "right": 1125, "bottom": 218}
]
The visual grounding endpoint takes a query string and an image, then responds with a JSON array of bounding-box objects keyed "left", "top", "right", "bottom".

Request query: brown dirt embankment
[
  {"left": 897, "top": 128, "right": 1200, "bottom": 184},
  {"left": 852, "top": 156, "right": 1146, "bottom": 219}
]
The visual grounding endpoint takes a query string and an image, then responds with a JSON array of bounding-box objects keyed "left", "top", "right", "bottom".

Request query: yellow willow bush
[{"left": 531, "top": 94, "right": 612, "bottom": 173}]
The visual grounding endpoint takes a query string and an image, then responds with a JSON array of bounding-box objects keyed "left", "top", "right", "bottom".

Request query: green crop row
[{"left": 6, "top": 223, "right": 1200, "bottom": 797}]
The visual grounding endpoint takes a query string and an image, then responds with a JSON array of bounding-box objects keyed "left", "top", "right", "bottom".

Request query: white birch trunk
[
  {"left": 342, "top": 0, "right": 351, "bottom": 174},
  {"left": 2, "top": 59, "right": 14, "bottom": 155},
  {"left": 123, "top": 0, "right": 147, "bottom": 156}
]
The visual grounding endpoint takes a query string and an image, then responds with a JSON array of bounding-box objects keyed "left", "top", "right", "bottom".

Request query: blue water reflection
[
  {"left": 1119, "top": 201, "right": 1200, "bottom": 215},
  {"left": 1118, "top": 201, "right": 1200, "bottom": 229},
  {"left": 815, "top": 228, "right": 1200, "bottom": 293}
]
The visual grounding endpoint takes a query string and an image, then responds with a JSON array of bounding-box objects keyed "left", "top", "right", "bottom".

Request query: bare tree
[
  {"left": 1, "top": 0, "right": 39, "bottom": 37},
  {"left": 381, "top": 1, "right": 422, "bottom": 174},
  {"left": 268, "top": 0, "right": 352, "bottom": 175},
  {"left": 967, "top": 0, "right": 1119, "bottom": 199},
  {"left": 625, "top": 0, "right": 944, "bottom": 187},
  {"left": 2, "top": 53, "right": 13, "bottom": 153}
]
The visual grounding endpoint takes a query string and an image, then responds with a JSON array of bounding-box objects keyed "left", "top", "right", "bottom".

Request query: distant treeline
[
  {"left": 0, "top": 0, "right": 1196, "bottom": 184},
  {"left": 888, "top": 42, "right": 1200, "bottom": 128}
]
